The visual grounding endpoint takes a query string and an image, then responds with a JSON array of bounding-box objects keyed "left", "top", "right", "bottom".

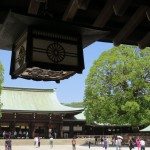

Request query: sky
[{"left": 0, "top": 42, "right": 113, "bottom": 103}]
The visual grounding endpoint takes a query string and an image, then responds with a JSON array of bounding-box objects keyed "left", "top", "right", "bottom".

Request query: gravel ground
[{"left": 0, "top": 145, "right": 149, "bottom": 150}]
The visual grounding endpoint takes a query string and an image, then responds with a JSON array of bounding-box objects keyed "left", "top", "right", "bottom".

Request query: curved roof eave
[{"left": 1, "top": 87, "right": 83, "bottom": 114}]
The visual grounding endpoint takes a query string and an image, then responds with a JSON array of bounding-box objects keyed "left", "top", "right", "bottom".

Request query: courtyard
[{"left": 0, "top": 145, "right": 150, "bottom": 150}]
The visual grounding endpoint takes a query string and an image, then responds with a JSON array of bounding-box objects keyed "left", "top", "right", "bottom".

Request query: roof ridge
[{"left": 3, "top": 87, "right": 55, "bottom": 92}]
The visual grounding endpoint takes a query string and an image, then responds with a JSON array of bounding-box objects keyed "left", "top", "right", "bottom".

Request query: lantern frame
[{"left": 10, "top": 26, "right": 84, "bottom": 82}]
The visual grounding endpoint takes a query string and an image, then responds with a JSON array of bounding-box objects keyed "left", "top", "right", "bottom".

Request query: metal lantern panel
[
  {"left": 31, "top": 29, "right": 80, "bottom": 69},
  {"left": 33, "top": 40, "right": 78, "bottom": 65},
  {"left": 11, "top": 32, "right": 27, "bottom": 75}
]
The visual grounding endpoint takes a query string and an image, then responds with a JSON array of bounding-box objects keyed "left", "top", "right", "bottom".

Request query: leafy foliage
[
  {"left": 84, "top": 45, "right": 150, "bottom": 126},
  {"left": 63, "top": 102, "right": 83, "bottom": 108}
]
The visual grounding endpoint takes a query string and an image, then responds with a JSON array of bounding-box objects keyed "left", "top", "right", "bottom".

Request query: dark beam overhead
[
  {"left": 0, "top": 0, "right": 150, "bottom": 49},
  {"left": 63, "top": 0, "right": 79, "bottom": 21},
  {"left": 93, "top": 0, "right": 114, "bottom": 28},
  {"left": 62, "top": 0, "right": 88, "bottom": 21},
  {"left": 28, "top": 0, "right": 41, "bottom": 15},
  {"left": 83, "top": 30, "right": 110, "bottom": 47},
  {"left": 138, "top": 32, "right": 150, "bottom": 49},
  {"left": 146, "top": 8, "right": 150, "bottom": 21},
  {"left": 113, "top": 6, "right": 148, "bottom": 46},
  {"left": 80, "top": 0, "right": 90, "bottom": 10},
  {"left": 113, "top": 0, "right": 133, "bottom": 16}
]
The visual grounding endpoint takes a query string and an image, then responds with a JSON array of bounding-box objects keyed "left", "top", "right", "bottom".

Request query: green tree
[
  {"left": 0, "top": 61, "right": 4, "bottom": 117},
  {"left": 84, "top": 45, "right": 150, "bottom": 126},
  {"left": 64, "top": 101, "right": 83, "bottom": 108}
]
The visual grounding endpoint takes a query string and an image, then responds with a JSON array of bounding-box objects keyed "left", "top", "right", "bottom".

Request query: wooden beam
[
  {"left": 113, "top": 6, "right": 148, "bottom": 46},
  {"left": 138, "top": 32, "right": 150, "bottom": 49},
  {"left": 146, "top": 8, "right": 150, "bottom": 21},
  {"left": 140, "top": 8, "right": 150, "bottom": 48},
  {"left": 113, "top": 0, "right": 133, "bottom": 16},
  {"left": 80, "top": 0, "right": 90, "bottom": 10},
  {"left": 28, "top": 0, "right": 41, "bottom": 15},
  {"left": 63, "top": 0, "right": 79, "bottom": 21},
  {"left": 83, "top": 31, "right": 110, "bottom": 48},
  {"left": 63, "top": 0, "right": 86, "bottom": 21},
  {"left": 93, "top": 0, "right": 114, "bottom": 28}
]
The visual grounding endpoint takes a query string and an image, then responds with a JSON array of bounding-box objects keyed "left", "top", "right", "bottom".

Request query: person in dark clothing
[
  {"left": 5, "top": 133, "right": 12, "bottom": 150},
  {"left": 128, "top": 137, "right": 135, "bottom": 150},
  {"left": 95, "top": 136, "right": 98, "bottom": 145},
  {"left": 103, "top": 138, "right": 109, "bottom": 150},
  {"left": 87, "top": 136, "right": 91, "bottom": 149},
  {"left": 38, "top": 136, "right": 41, "bottom": 147}
]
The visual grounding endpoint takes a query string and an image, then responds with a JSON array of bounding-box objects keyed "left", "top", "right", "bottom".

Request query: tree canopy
[
  {"left": 84, "top": 45, "right": 150, "bottom": 126},
  {"left": 63, "top": 102, "right": 83, "bottom": 108}
]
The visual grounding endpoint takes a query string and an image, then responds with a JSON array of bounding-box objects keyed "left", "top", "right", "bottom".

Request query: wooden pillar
[
  {"left": 57, "top": 123, "right": 61, "bottom": 138},
  {"left": 29, "top": 122, "right": 35, "bottom": 138},
  {"left": 69, "top": 123, "right": 74, "bottom": 138},
  {"left": 46, "top": 123, "right": 49, "bottom": 138},
  {"left": 9, "top": 121, "right": 15, "bottom": 132},
  {"left": 0, "top": 121, "right": 2, "bottom": 135},
  {"left": 81, "top": 122, "right": 85, "bottom": 135}
]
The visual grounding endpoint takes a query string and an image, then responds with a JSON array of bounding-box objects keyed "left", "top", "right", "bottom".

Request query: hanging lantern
[
  {"left": 10, "top": 26, "right": 84, "bottom": 83},
  {"left": 0, "top": 12, "right": 107, "bottom": 83}
]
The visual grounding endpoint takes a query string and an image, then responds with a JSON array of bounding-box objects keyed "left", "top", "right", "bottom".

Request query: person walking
[
  {"left": 103, "top": 137, "right": 109, "bottom": 150},
  {"left": 128, "top": 137, "right": 135, "bottom": 150},
  {"left": 140, "top": 138, "right": 145, "bottom": 150},
  {"left": 54, "top": 132, "right": 57, "bottom": 139},
  {"left": 116, "top": 137, "right": 122, "bottom": 150},
  {"left": 38, "top": 136, "right": 41, "bottom": 147},
  {"left": 5, "top": 133, "right": 11, "bottom": 150},
  {"left": 34, "top": 136, "right": 39, "bottom": 148},
  {"left": 3, "top": 131, "right": 6, "bottom": 139},
  {"left": 112, "top": 136, "right": 116, "bottom": 146},
  {"left": 87, "top": 136, "right": 92, "bottom": 149},
  {"left": 49, "top": 135, "right": 54, "bottom": 149},
  {"left": 95, "top": 136, "right": 98, "bottom": 145},
  {"left": 72, "top": 137, "right": 76, "bottom": 150},
  {"left": 136, "top": 136, "right": 141, "bottom": 150},
  {"left": 13, "top": 130, "right": 17, "bottom": 139}
]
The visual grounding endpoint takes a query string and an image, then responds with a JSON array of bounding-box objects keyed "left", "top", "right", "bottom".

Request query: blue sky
[{"left": 0, "top": 42, "right": 113, "bottom": 103}]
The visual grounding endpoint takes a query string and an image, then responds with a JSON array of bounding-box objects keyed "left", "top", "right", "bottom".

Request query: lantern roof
[
  {"left": 0, "top": 11, "right": 108, "bottom": 51},
  {"left": 1, "top": 87, "right": 83, "bottom": 114},
  {"left": 0, "top": 0, "right": 150, "bottom": 49}
]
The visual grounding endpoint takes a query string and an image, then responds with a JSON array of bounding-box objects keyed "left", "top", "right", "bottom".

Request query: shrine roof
[
  {"left": 1, "top": 87, "right": 83, "bottom": 114},
  {"left": 140, "top": 125, "right": 150, "bottom": 132},
  {"left": 74, "top": 111, "right": 85, "bottom": 121}
]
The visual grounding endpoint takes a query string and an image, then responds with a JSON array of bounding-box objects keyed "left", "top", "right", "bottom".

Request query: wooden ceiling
[{"left": 0, "top": 0, "right": 150, "bottom": 49}]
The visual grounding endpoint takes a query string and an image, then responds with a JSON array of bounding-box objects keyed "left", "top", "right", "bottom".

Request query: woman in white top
[
  {"left": 34, "top": 137, "right": 38, "bottom": 148},
  {"left": 49, "top": 136, "right": 54, "bottom": 148},
  {"left": 140, "top": 139, "right": 145, "bottom": 150}
]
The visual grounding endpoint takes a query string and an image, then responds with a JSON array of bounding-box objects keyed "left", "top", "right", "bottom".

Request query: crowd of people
[
  {"left": 34, "top": 135, "right": 54, "bottom": 149},
  {"left": 70, "top": 135, "right": 146, "bottom": 150},
  {"left": 2, "top": 130, "right": 29, "bottom": 139},
  {"left": 1, "top": 131, "right": 147, "bottom": 150},
  {"left": 28, "top": 134, "right": 145, "bottom": 150},
  {"left": 101, "top": 136, "right": 146, "bottom": 150},
  {"left": 128, "top": 136, "right": 145, "bottom": 150}
]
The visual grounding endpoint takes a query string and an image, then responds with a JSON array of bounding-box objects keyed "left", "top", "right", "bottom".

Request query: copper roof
[{"left": 1, "top": 87, "right": 83, "bottom": 113}]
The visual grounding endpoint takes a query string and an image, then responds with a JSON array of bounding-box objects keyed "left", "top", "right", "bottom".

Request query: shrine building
[
  {"left": 0, "top": 87, "right": 145, "bottom": 139},
  {"left": 0, "top": 87, "right": 85, "bottom": 138}
]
